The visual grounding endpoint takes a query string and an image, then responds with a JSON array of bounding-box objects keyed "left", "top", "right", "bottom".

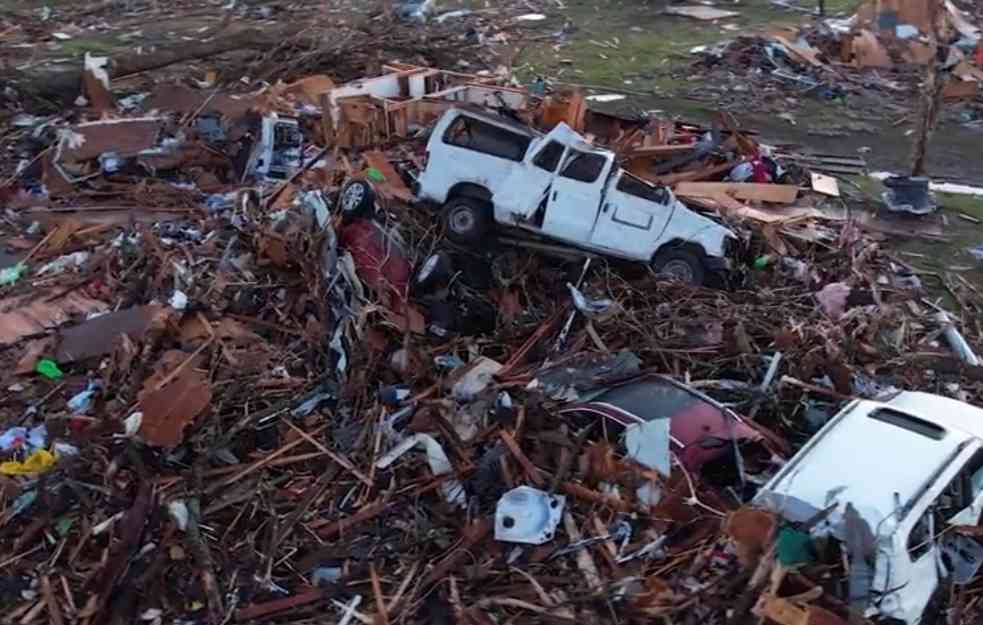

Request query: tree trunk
[
  {"left": 8, "top": 27, "right": 280, "bottom": 107},
  {"left": 909, "top": 0, "right": 946, "bottom": 177}
]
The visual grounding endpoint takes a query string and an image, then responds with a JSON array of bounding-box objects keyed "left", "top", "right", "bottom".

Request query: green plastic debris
[
  {"left": 366, "top": 167, "right": 386, "bottom": 183},
  {"left": 776, "top": 526, "right": 815, "bottom": 567},
  {"left": 55, "top": 516, "right": 75, "bottom": 537},
  {"left": 752, "top": 255, "right": 773, "bottom": 270},
  {"left": 0, "top": 262, "right": 26, "bottom": 286},
  {"left": 35, "top": 358, "right": 64, "bottom": 380}
]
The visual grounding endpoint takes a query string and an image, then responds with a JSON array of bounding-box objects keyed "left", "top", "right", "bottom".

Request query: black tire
[
  {"left": 413, "top": 251, "right": 454, "bottom": 295},
  {"left": 337, "top": 179, "right": 376, "bottom": 220},
  {"left": 441, "top": 197, "right": 491, "bottom": 245},
  {"left": 652, "top": 248, "right": 705, "bottom": 285}
]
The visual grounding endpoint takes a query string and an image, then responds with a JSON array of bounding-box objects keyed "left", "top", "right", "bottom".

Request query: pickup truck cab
[
  {"left": 755, "top": 392, "right": 983, "bottom": 624},
  {"left": 415, "top": 107, "right": 736, "bottom": 285}
]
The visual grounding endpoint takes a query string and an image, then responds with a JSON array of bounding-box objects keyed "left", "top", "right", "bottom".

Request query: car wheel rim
[
  {"left": 341, "top": 184, "right": 365, "bottom": 213},
  {"left": 450, "top": 208, "right": 475, "bottom": 234},
  {"left": 418, "top": 254, "right": 440, "bottom": 284},
  {"left": 660, "top": 259, "right": 694, "bottom": 283}
]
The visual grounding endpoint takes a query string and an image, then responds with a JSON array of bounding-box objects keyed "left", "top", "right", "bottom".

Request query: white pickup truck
[{"left": 413, "top": 107, "right": 736, "bottom": 285}]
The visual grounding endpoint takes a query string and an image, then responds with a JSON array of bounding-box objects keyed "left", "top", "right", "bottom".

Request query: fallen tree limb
[{"left": 9, "top": 27, "right": 285, "bottom": 106}]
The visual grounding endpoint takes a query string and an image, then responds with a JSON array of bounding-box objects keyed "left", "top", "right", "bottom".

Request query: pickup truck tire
[
  {"left": 653, "top": 249, "right": 705, "bottom": 285},
  {"left": 338, "top": 179, "right": 376, "bottom": 220},
  {"left": 413, "top": 251, "right": 454, "bottom": 295},
  {"left": 442, "top": 198, "right": 491, "bottom": 245}
]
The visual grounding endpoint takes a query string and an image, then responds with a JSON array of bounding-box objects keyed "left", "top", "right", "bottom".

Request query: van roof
[
  {"left": 445, "top": 106, "right": 539, "bottom": 137},
  {"left": 757, "top": 391, "right": 983, "bottom": 530}
]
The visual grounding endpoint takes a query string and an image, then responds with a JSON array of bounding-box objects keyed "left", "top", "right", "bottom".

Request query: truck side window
[
  {"left": 908, "top": 448, "right": 983, "bottom": 560},
  {"left": 442, "top": 116, "right": 531, "bottom": 162},
  {"left": 908, "top": 512, "right": 932, "bottom": 560},
  {"left": 533, "top": 141, "right": 565, "bottom": 172},
  {"left": 560, "top": 152, "right": 606, "bottom": 183},
  {"left": 616, "top": 173, "right": 670, "bottom": 205}
]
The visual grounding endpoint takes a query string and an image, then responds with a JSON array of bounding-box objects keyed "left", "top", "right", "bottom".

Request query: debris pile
[
  {"left": 3, "top": 4, "right": 983, "bottom": 625},
  {"left": 695, "top": 0, "right": 983, "bottom": 104}
]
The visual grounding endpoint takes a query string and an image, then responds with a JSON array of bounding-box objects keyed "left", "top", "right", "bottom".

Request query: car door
[
  {"left": 494, "top": 123, "right": 581, "bottom": 224},
  {"left": 589, "top": 170, "right": 675, "bottom": 260},
  {"left": 886, "top": 442, "right": 983, "bottom": 624},
  {"left": 542, "top": 147, "right": 613, "bottom": 245}
]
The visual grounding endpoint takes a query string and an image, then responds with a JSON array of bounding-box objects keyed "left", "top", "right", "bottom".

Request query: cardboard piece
[
  {"left": 810, "top": 173, "right": 840, "bottom": 197},
  {"left": 674, "top": 182, "right": 799, "bottom": 204},
  {"left": 752, "top": 595, "right": 848, "bottom": 625},
  {"left": 852, "top": 30, "right": 892, "bottom": 68},
  {"left": 943, "top": 79, "right": 979, "bottom": 100},
  {"left": 363, "top": 150, "right": 414, "bottom": 203},
  {"left": 772, "top": 35, "right": 825, "bottom": 69}
]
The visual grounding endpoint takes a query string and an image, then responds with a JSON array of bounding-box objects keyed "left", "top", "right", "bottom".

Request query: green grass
[
  {"left": 847, "top": 176, "right": 983, "bottom": 289},
  {"left": 507, "top": 0, "right": 857, "bottom": 94},
  {"left": 54, "top": 38, "right": 124, "bottom": 57}
]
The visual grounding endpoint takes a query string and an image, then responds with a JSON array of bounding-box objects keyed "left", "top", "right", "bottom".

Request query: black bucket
[{"left": 882, "top": 176, "right": 935, "bottom": 214}]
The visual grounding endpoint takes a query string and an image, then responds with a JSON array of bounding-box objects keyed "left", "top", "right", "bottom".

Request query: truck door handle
[
  {"left": 602, "top": 203, "right": 609, "bottom": 213},
  {"left": 552, "top": 190, "right": 557, "bottom": 201}
]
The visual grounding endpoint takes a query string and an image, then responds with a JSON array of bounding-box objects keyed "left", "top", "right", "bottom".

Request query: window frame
[{"left": 441, "top": 115, "right": 531, "bottom": 162}]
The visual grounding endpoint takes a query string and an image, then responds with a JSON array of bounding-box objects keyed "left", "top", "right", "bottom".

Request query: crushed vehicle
[
  {"left": 410, "top": 107, "right": 737, "bottom": 285},
  {"left": 558, "top": 372, "right": 781, "bottom": 477},
  {"left": 755, "top": 391, "right": 983, "bottom": 625}
]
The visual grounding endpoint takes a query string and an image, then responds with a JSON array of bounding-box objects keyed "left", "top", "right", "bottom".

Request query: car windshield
[{"left": 593, "top": 378, "right": 718, "bottom": 423}]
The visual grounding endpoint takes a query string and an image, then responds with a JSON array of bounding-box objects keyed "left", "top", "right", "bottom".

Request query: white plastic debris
[
  {"left": 585, "top": 94, "right": 626, "bottom": 103},
  {"left": 38, "top": 251, "right": 90, "bottom": 276},
  {"left": 67, "top": 380, "right": 100, "bottom": 415},
  {"left": 168, "top": 500, "right": 189, "bottom": 531},
  {"left": 515, "top": 13, "right": 547, "bottom": 21},
  {"left": 123, "top": 412, "right": 143, "bottom": 437},
  {"left": 0, "top": 424, "right": 46, "bottom": 452},
  {"left": 84, "top": 53, "right": 111, "bottom": 90},
  {"left": 169, "top": 290, "right": 188, "bottom": 310},
  {"left": 934, "top": 311, "right": 981, "bottom": 366},
  {"left": 567, "top": 282, "right": 617, "bottom": 319},
  {"left": 376, "top": 433, "right": 466, "bottom": 507},
  {"left": 624, "top": 419, "right": 671, "bottom": 477},
  {"left": 451, "top": 357, "right": 502, "bottom": 402},
  {"left": 495, "top": 486, "right": 565, "bottom": 544}
]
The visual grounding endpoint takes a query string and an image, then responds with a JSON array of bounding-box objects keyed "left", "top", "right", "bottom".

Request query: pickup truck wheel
[
  {"left": 442, "top": 198, "right": 490, "bottom": 245},
  {"left": 338, "top": 179, "right": 376, "bottom": 220},
  {"left": 653, "top": 249, "right": 705, "bottom": 285},
  {"left": 413, "top": 251, "right": 453, "bottom": 296}
]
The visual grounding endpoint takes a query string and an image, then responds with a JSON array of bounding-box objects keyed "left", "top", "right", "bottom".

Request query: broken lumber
[{"left": 675, "top": 182, "right": 799, "bottom": 204}]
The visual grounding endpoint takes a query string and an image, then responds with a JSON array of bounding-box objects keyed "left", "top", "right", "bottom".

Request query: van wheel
[
  {"left": 653, "top": 249, "right": 705, "bottom": 285},
  {"left": 338, "top": 179, "right": 376, "bottom": 220},
  {"left": 442, "top": 198, "right": 490, "bottom": 245}
]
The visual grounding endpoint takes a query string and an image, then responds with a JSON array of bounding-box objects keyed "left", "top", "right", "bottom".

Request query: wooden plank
[
  {"left": 634, "top": 160, "right": 733, "bottom": 186},
  {"left": 675, "top": 182, "right": 799, "bottom": 204}
]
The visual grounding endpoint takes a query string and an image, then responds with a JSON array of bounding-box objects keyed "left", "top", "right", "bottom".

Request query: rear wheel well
[
  {"left": 447, "top": 183, "right": 493, "bottom": 205},
  {"left": 653, "top": 240, "right": 707, "bottom": 263}
]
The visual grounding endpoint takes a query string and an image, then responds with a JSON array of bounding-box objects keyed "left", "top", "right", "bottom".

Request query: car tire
[
  {"left": 653, "top": 248, "right": 705, "bottom": 285},
  {"left": 338, "top": 179, "right": 376, "bottom": 220},
  {"left": 441, "top": 198, "right": 491, "bottom": 245},
  {"left": 413, "top": 251, "right": 454, "bottom": 296}
]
